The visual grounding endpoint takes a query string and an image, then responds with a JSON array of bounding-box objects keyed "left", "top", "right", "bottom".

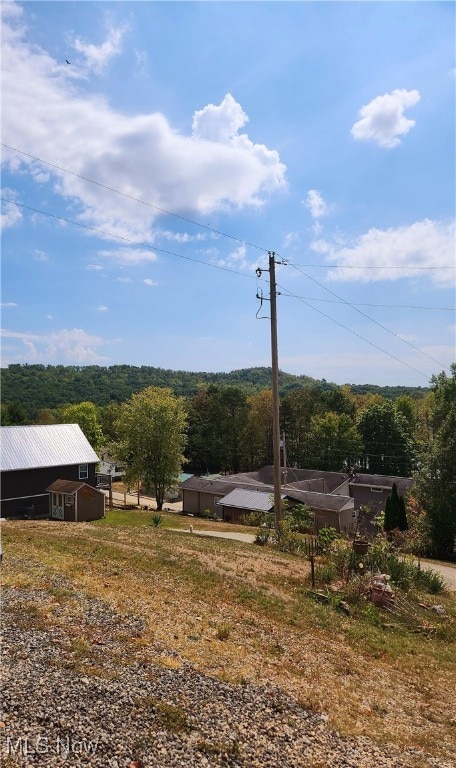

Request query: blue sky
[{"left": 1, "top": 0, "right": 455, "bottom": 386}]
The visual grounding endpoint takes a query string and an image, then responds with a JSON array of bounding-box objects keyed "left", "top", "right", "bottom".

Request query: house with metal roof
[
  {"left": 348, "top": 472, "right": 413, "bottom": 530},
  {"left": 216, "top": 488, "right": 286, "bottom": 523},
  {"left": 181, "top": 473, "right": 355, "bottom": 531},
  {"left": 0, "top": 424, "right": 100, "bottom": 518}
]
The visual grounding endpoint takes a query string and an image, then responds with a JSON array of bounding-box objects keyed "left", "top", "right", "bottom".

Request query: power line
[
  {"left": 0, "top": 197, "right": 258, "bottom": 281},
  {"left": 280, "top": 295, "right": 454, "bottom": 312},
  {"left": 291, "top": 263, "right": 455, "bottom": 270},
  {"left": 1, "top": 142, "right": 268, "bottom": 253},
  {"left": 286, "top": 262, "right": 450, "bottom": 372},
  {"left": 2, "top": 195, "right": 447, "bottom": 382},
  {"left": 276, "top": 283, "right": 433, "bottom": 381}
]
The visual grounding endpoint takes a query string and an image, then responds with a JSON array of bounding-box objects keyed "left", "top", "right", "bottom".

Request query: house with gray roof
[
  {"left": 349, "top": 472, "right": 413, "bottom": 529},
  {"left": 216, "top": 488, "right": 285, "bottom": 523},
  {"left": 0, "top": 424, "right": 100, "bottom": 518},
  {"left": 181, "top": 471, "right": 355, "bottom": 531}
]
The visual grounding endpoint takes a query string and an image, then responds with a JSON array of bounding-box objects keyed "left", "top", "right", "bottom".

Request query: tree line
[
  {"left": 2, "top": 363, "right": 454, "bottom": 558},
  {"left": 1, "top": 363, "right": 428, "bottom": 416}
]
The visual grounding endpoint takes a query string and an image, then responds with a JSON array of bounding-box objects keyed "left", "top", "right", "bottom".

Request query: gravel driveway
[{"left": 1, "top": 572, "right": 453, "bottom": 768}]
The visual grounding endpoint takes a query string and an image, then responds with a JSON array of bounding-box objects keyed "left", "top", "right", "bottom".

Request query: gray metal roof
[
  {"left": 0, "top": 424, "right": 99, "bottom": 472},
  {"left": 180, "top": 475, "right": 273, "bottom": 496},
  {"left": 284, "top": 488, "right": 354, "bottom": 512},
  {"left": 216, "top": 488, "right": 285, "bottom": 512},
  {"left": 350, "top": 473, "right": 413, "bottom": 490}
]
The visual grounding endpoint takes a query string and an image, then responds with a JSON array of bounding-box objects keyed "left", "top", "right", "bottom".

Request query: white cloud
[
  {"left": 351, "top": 89, "right": 420, "bottom": 148},
  {"left": 1, "top": 302, "right": 18, "bottom": 308},
  {"left": 1, "top": 327, "right": 108, "bottom": 364},
  {"left": 283, "top": 232, "right": 299, "bottom": 248},
  {"left": 87, "top": 264, "right": 103, "bottom": 271},
  {"left": 1, "top": 11, "right": 286, "bottom": 244},
  {"left": 1, "top": 189, "right": 22, "bottom": 229},
  {"left": 212, "top": 244, "right": 254, "bottom": 272},
  {"left": 158, "top": 230, "right": 207, "bottom": 243},
  {"left": 311, "top": 219, "right": 455, "bottom": 287},
  {"left": 73, "top": 21, "right": 127, "bottom": 74},
  {"left": 305, "top": 189, "right": 327, "bottom": 219},
  {"left": 97, "top": 304, "right": 108, "bottom": 312},
  {"left": 33, "top": 249, "right": 48, "bottom": 262},
  {"left": 116, "top": 276, "right": 133, "bottom": 283},
  {"left": 98, "top": 248, "right": 158, "bottom": 264},
  {"left": 143, "top": 278, "right": 158, "bottom": 286},
  {"left": 192, "top": 93, "right": 248, "bottom": 143}
]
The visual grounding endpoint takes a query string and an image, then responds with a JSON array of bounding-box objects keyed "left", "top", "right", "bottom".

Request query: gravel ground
[{"left": 1, "top": 579, "right": 452, "bottom": 768}]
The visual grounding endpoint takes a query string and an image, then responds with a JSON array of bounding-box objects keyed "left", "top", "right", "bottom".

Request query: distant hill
[{"left": 0, "top": 363, "right": 429, "bottom": 417}]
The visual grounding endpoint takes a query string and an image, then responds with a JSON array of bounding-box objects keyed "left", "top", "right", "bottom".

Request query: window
[
  {"left": 370, "top": 486, "right": 383, "bottom": 493},
  {"left": 79, "top": 464, "right": 88, "bottom": 480}
]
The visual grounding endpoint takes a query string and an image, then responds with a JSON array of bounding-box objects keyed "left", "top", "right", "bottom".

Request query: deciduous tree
[
  {"left": 413, "top": 365, "right": 456, "bottom": 559},
  {"left": 115, "top": 386, "right": 187, "bottom": 510},
  {"left": 61, "top": 401, "right": 104, "bottom": 453},
  {"left": 356, "top": 401, "right": 413, "bottom": 476}
]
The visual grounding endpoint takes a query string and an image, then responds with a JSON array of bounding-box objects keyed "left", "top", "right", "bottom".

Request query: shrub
[
  {"left": 255, "top": 527, "right": 270, "bottom": 546},
  {"left": 317, "top": 527, "right": 339, "bottom": 553},
  {"left": 216, "top": 622, "right": 232, "bottom": 641},
  {"left": 151, "top": 514, "right": 163, "bottom": 528},
  {"left": 417, "top": 567, "right": 445, "bottom": 594}
]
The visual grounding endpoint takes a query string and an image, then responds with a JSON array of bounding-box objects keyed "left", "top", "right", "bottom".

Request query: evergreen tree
[{"left": 384, "top": 483, "right": 408, "bottom": 532}]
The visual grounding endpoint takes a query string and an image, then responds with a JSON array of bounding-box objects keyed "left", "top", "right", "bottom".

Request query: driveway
[
  {"left": 170, "top": 528, "right": 256, "bottom": 544},
  {"left": 419, "top": 560, "right": 456, "bottom": 592}
]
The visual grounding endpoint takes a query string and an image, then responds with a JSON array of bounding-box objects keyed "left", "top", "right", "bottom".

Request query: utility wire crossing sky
[{"left": 1, "top": 1, "right": 454, "bottom": 386}]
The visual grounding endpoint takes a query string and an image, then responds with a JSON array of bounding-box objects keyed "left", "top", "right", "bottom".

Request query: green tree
[
  {"left": 384, "top": 482, "right": 408, "bottom": 532},
  {"left": 306, "top": 412, "right": 363, "bottom": 472},
  {"left": 244, "top": 390, "right": 273, "bottom": 470},
  {"left": 0, "top": 401, "right": 29, "bottom": 425},
  {"left": 115, "top": 386, "right": 187, "bottom": 510},
  {"left": 413, "top": 365, "right": 456, "bottom": 559},
  {"left": 356, "top": 401, "right": 414, "bottom": 476},
  {"left": 97, "top": 402, "right": 122, "bottom": 443},
  {"left": 281, "top": 388, "right": 321, "bottom": 467},
  {"left": 395, "top": 395, "right": 416, "bottom": 436},
  {"left": 61, "top": 401, "right": 104, "bottom": 453}
]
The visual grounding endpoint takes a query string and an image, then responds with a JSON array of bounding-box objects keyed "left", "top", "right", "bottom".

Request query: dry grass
[{"left": 2, "top": 519, "right": 456, "bottom": 764}]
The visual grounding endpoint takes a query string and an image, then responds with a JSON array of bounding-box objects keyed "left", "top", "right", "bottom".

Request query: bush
[
  {"left": 417, "top": 567, "right": 445, "bottom": 594},
  {"left": 151, "top": 514, "right": 163, "bottom": 527},
  {"left": 317, "top": 527, "right": 339, "bottom": 554},
  {"left": 255, "top": 527, "right": 270, "bottom": 546}
]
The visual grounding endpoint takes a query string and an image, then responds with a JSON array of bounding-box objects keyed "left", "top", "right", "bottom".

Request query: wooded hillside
[{"left": 1, "top": 363, "right": 428, "bottom": 416}]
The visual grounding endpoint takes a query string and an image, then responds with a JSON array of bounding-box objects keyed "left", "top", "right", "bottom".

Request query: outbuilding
[{"left": 46, "top": 480, "right": 105, "bottom": 522}]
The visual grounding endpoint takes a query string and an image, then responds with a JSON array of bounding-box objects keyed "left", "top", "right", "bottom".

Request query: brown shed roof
[{"left": 46, "top": 479, "right": 104, "bottom": 496}]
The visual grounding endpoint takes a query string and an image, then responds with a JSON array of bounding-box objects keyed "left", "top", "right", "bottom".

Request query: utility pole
[
  {"left": 256, "top": 251, "right": 286, "bottom": 535},
  {"left": 256, "top": 252, "right": 284, "bottom": 531},
  {"left": 269, "top": 252, "right": 282, "bottom": 531}
]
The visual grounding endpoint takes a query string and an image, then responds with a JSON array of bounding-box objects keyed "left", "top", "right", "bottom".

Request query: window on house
[{"left": 79, "top": 464, "right": 88, "bottom": 480}]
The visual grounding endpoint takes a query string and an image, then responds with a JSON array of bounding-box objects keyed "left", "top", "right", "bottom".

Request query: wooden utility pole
[{"left": 269, "top": 251, "right": 282, "bottom": 532}]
